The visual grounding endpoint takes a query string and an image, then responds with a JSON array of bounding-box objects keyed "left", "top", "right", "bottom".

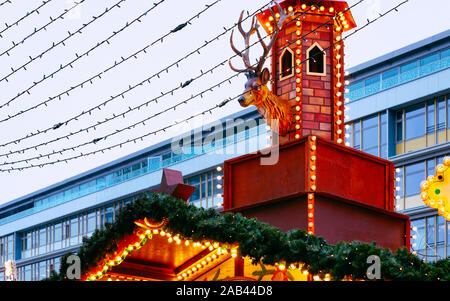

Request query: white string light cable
[
  {"left": 0, "top": 0, "right": 88, "bottom": 58},
  {"left": 2, "top": 0, "right": 402, "bottom": 172},
  {"left": 0, "top": 0, "right": 165, "bottom": 93},
  {"left": 0, "top": 0, "right": 326, "bottom": 158},
  {"left": 0, "top": 0, "right": 228, "bottom": 125},
  {"left": 0, "top": 0, "right": 311, "bottom": 151},
  {"left": 0, "top": 1, "right": 229, "bottom": 121},
  {"left": 0, "top": 0, "right": 53, "bottom": 37},
  {"left": 0, "top": 0, "right": 12, "bottom": 9}
]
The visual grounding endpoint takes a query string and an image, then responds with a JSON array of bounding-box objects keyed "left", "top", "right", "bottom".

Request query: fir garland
[{"left": 45, "top": 193, "right": 449, "bottom": 281}]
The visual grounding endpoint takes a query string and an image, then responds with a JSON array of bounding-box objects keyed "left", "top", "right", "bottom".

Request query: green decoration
[{"left": 44, "top": 193, "right": 449, "bottom": 281}]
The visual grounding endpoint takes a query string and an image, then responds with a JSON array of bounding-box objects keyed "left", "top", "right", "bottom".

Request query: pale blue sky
[{"left": 0, "top": 0, "right": 449, "bottom": 204}]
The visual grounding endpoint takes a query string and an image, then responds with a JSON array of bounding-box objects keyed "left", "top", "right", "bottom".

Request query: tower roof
[{"left": 256, "top": 0, "right": 357, "bottom": 35}]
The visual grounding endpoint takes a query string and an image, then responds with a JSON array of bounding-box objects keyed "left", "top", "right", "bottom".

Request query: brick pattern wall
[{"left": 270, "top": 12, "right": 343, "bottom": 145}]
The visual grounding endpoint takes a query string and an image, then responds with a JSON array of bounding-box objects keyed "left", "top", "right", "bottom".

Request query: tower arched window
[
  {"left": 307, "top": 43, "right": 326, "bottom": 76},
  {"left": 279, "top": 47, "right": 294, "bottom": 81}
]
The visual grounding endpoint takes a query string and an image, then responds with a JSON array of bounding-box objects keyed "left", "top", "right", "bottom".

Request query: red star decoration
[{"left": 151, "top": 168, "right": 196, "bottom": 202}]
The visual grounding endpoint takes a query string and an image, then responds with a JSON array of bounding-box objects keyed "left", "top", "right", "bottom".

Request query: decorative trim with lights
[
  {"left": 420, "top": 157, "right": 450, "bottom": 221},
  {"left": 46, "top": 193, "right": 449, "bottom": 281},
  {"left": 307, "top": 136, "right": 317, "bottom": 234},
  {"left": 295, "top": 19, "right": 303, "bottom": 140},
  {"left": 333, "top": 22, "right": 345, "bottom": 144}
]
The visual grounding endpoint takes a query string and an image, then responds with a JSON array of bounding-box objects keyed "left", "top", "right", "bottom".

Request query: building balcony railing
[{"left": 346, "top": 53, "right": 450, "bottom": 102}]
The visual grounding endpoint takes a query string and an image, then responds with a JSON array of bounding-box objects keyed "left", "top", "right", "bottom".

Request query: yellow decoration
[{"left": 420, "top": 157, "right": 450, "bottom": 221}]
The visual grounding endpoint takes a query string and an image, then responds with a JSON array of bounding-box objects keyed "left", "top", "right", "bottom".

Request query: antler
[
  {"left": 229, "top": 3, "right": 292, "bottom": 75},
  {"left": 229, "top": 11, "right": 259, "bottom": 73},
  {"left": 254, "top": 2, "right": 293, "bottom": 73}
]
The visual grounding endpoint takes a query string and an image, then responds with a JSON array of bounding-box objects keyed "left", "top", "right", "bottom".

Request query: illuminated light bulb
[
  {"left": 336, "top": 54, "right": 341, "bottom": 60},
  {"left": 342, "top": 20, "right": 348, "bottom": 25},
  {"left": 296, "top": 40, "right": 301, "bottom": 45},
  {"left": 182, "top": 273, "right": 187, "bottom": 277},
  {"left": 345, "top": 142, "right": 350, "bottom": 146},
  {"left": 344, "top": 116, "right": 350, "bottom": 121},
  {"left": 337, "top": 120, "right": 342, "bottom": 125},
  {"left": 139, "top": 235, "right": 145, "bottom": 239},
  {"left": 337, "top": 129, "right": 342, "bottom": 135},
  {"left": 336, "top": 63, "right": 342, "bottom": 69},
  {"left": 336, "top": 36, "right": 341, "bottom": 41},
  {"left": 296, "top": 78, "right": 301, "bottom": 84},
  {"left": 216, "top": 184, "right": 222, "bottom": 189},
  {"left": 269, "top": 27, "right": 273, "bottom": 32},
  {"left": 412, "top": 226, "right": 418, "bottom": 232},
  {"left": 167, "top": 233, "right": 172, "bottom": 238},
  {"left": 216, "top": 166, "right": 222, "bottom": 172},
  {"left": 319, "top": 6, "right": 325, "bottom": 11},
  {"left": 308, "top": 204, "right": 313, "bottom": 210},
  {"left": 296, "top": 115, "right": 301, "bottom": 121},
  {"left": 337, "top": 138, "right": 343, "bottom": 144},
  {"left": 116, "top": 256, "right": 122, "bottom": 261},
  {"left": 276, "top": 13, "right": 280, "bottom": 18},
  {"left": 187, "top": 270, "right": 192, "bottom": 275},
  {"left": 201, "top": 260, "right": 207, "bottom": 265},
  {"left": 177, "top": 276, "right": 183, "bottom": 280},
  {"left": 344, "top": 24, "right": 349, "bottom": 29},
  {"left": 345, "top": 80, "right": 350, "bottom": 85},
  {"left": 168, "top": 237, "right": 173, "bottom": 243},
  {"left": 345, "top": 98, "right": 350, "bottom": 103},
  {"left": 153, "top": 229, "right": 159, "bottom": 234},
  {"left": 160, "top": 231, "right": 166, "bottom": 236},
  {"left": 296, "top": 87, "right": 301, "bottom": 93},
  {"left": 301, "top": 4, "right": 307, "bottom": 10},
  {"left": 336, "top": 44, "right": 341, "bottom": 50},
  {"left": 296, "top": 106, "right": 301, "bottom": 111},
  {"left": 217, "top": 193, "right": 222, "bottom": 198},
  {"left": 412, "top": 235, "right": 417, "bottom": 239},
  {"left": 279, "top": 264, "right": 286, "bottom": 270},
  {"left": 337, "top": 101, "right": 342, "bottom": 106},
  {"left": 296, "top": 96, "right": 301, "bottom": 101},
  {"left": 212, "top": 254, "right": 217, "bottom": 259},
  {"left": 329, "top": 7, "right": 335, "bottom": 13},
  {"left": 296, "top": 30, "right": 301, "bottom": 36},
  {"left": 336, "top": 26, "right": 341, "bottom": 32},
  {"left": 217, "top": 203, "right": 223, "bottom": 207},
  {"left": 296, "top": 49, "right": 301, "bottom": 55},
  {"left": 296, "top": 21, "right": 301, "bottom": 26},
  {"left": 336, "top": 82, "right": 342, "bottom": 88},
  {"left": 345, "top": 88, "right": 350, "bottom": 93},
  {"left": 209, "top": 246, "right": 214, "bottom": 251},
  {"left": 310, "top": 156, "right": 316, "bottom": 161},
  {"left": 295, "top": 134, "right": 300, "bottom": 139},
  {"left": 266, "top": 22, "right": 270, "bottom": 27},
  {"left": 345, "top": 134, "right": 350, "bottom": 138},
  {"left": 311, "top": 5, "right": 316, "bottom": 10},
  {"left": 108, "top": 278, "right": 112, "bottom": 281},
  {"left": 311, "top": 165, "right": 316, "bottom": 171},
  {"left": 336, "top": 92, "right": 342, "bottom": 97},
  {"left": 336, "top": 110, "right": 342, "bottom": 116},
  {"left": 269, "top": 16, "right": 274, "bottom": 21},
  {"left": 296, "top": 68, "right": 301, "bottom": 74},
  {"left": 396, "top": 177, "right": 401, "bottom": 182},
  {"left": 296, "top": 124, "right": 301, "bottom": 130},
  {"left": 192, "top": 267, "right": 197, "bottom": 272},
  {"left": 313, "top": 275, "right": 320, "bottom": 281}
]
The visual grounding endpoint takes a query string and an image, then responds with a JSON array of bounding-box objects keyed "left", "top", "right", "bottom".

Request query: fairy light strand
[
  {"left": 0, "top": 0, "right": 88, "bottom": 58},
  {"left": 0, "top": 0, "right": 408, "bottom": 171},
  {"left": 0, "top": 0, "right": 53, "bottom": 37},
  {"left": 0, "top": 0, "right": 320, "bottom": 149},
  {"left": 0, "top": 0, "right": 222, "bottom": 117}
]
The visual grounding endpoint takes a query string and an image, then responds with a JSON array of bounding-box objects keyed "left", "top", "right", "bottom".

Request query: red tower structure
[{"left": 223, "top": 0, "right": 410, "bottom": 251}]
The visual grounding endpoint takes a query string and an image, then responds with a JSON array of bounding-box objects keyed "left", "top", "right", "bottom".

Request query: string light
[
  {"left": 0, "top": 0, "right": 53, "bottom": 37},
  {"left": 0, "top": 0, "right": 406, "bottom": 172},
  {"left": 0, "top": 0, "right": 276, "bottom": 129},
  {"left": 0, "top": 3, "right": 338, "bottom": 158},
  {"left": 0, "top": 0, "right": 12, "bottom": 8},
  {"left": 0, "top": 0, "right": 87, "bottom": 58},
  {"left": 0, "top": 0, "right": 167, "bottom": 107}
]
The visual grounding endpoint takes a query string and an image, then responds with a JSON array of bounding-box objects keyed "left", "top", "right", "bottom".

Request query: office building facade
[{"left": 345, "top": 30, "right": 450, "bottom": 263}]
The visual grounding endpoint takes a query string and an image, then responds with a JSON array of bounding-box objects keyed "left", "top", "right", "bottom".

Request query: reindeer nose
[{"left": 238, "top": 97, "right": 246, "bottom": 105}]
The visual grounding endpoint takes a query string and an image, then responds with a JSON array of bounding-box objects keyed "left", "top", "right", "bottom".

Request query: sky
[{"left": 0, "top": 0, "right": 449, "bottom": 205}]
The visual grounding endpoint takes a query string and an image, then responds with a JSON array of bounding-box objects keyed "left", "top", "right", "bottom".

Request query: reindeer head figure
[{"left": 229, "top": 3, "right": 293, "bottom": 136}]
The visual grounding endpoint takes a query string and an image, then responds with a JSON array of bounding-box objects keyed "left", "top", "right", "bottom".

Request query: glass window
[
  {"left": 364, "top": 75, "right": 380, "bottom": 95},
  {"left": 405, "top": 161, "right": 425, "bottom": 197},
  {"left": 353, "top": 121, "right": 361, "bottom": 150},
  {"left": 441, "top": 48, "right": 450, "bottom": 58},
  {"left": 427, "top": 100, "right": 435, "bottom": 134},
  {"left": 345, "top": 123, "right": 352, "bottom": 146},
  {"left": 437, "top": 97, "right": 446, "bottom": 131},
  {"left": 380, "top": 113, "right": 387, "bottom": 158},
  {"left": 149, "top": 157, "right": 161, "bottom": 171},
  {"left": 188, "top": 176, "right": 200, "bottom": 202},
  {"left": 426, "top": 217, "right": 436, "bottom": 262},
  {"left": 88, "top": 180, "right": 96, "bottom": 193},
  {"left": 427, "top": 159, "right": 435, "bottom": 178},
  {"left": 105, "top": 206, "right": 113, "bottom": 225},
  {"left": 362, "top": 115, "right": 378, "bottom": 156},
  {"left": 396, "top": 111, "right": 403, "bottom": 142},
  {"left": 96, "top": 177, "right": 105, "bottom": 190},
  {"left": 70, "top": 218, "right": 78, "bottom": 245},
  {"left": 400, "top": 60, "right": 419, "bottom": 82},
  {"left": 405, "top": 105, "right": 425, "bottom": 140},
  {"left": 87, "top": 212, "right": 96, "bottom": 234},
  {"left": 71, "top": 186, "right": 80, "bottom": 199},
  {"left": 54, "top": 223, "right": 61, "bottom": 242},
  {"left": 123, "top": 166, "right": 131, "bottom": 180},
  {"left": 412, "top": 219, "right": 425, "bottom": 259},
  {"left": 420, "top": 53, "right": 439, "bottom": 66}
]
